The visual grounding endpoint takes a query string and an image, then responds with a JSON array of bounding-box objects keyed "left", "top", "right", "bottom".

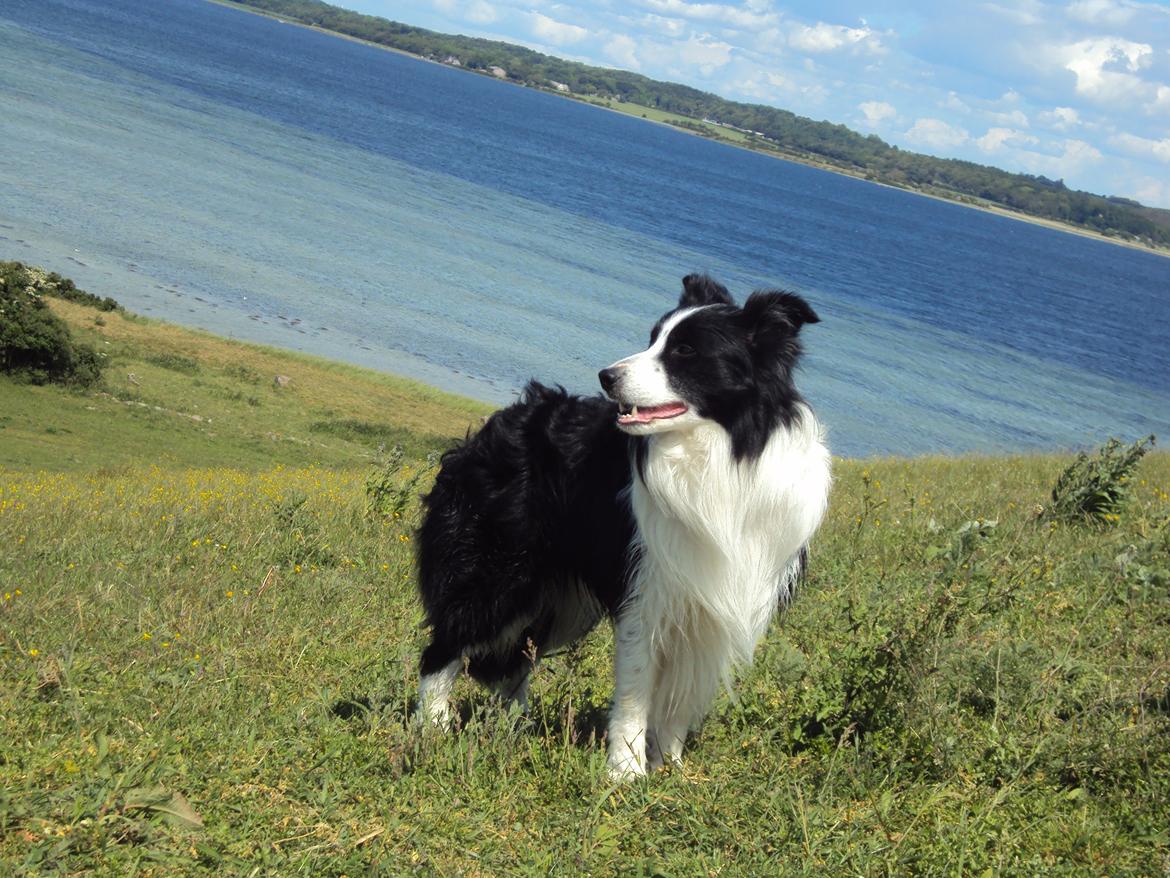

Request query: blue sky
[{"left": 345, "top": 0, "right": 1170, "bottom": 207}]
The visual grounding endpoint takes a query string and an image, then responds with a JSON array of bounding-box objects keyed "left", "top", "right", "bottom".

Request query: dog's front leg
[{"left": 608, "top": 607, "right": 652, "bottom": 780}]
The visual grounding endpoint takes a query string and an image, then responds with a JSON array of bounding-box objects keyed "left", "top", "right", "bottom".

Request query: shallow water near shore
[{"left": 2, "top": 0, "right": 1168, "bottom": 457}]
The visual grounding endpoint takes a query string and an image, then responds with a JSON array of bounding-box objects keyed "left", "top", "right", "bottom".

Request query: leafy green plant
[
  {"left": 365, "top": 445, "right": 440, "bottom": 522},
  {"left": 779, "top": 516, "right": 1002, "bottom": 753},
  {"left": 1116, "top": 515, "right": 1170, "bottom": 595},
  {"left": 0, "top": 260, "right": 120, "bottom": 311},
  {"left": 1043, "top": 435, "right": 1156, "bottom": 524},
  {"left": 144, "top": 352, "right": 200, "bottom": 374},
  {"left": 0, "top": 262, "right": 104, "bottom": 386},
  {"left": 269, "top": 490, "right": 337, "bottom": 568},
  {"left": 223, "top": 363, "right": 261, "bottom": 384}
]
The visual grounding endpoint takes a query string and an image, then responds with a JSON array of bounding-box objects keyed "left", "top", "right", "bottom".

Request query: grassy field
[
  {"left": 573, "top": 96, "right": 756, "bottom": 145},
  {"left": 0, "top": 298, "right": 490, "bottom": 472},
  {"left": 2, "top": 298, "right": 1169, "bottom": 876}
]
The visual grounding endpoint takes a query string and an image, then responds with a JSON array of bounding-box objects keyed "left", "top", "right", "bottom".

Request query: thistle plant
[
  {"left": 1043, "top": 435, "right": 1155, "bottom": 524},
  {"left": 365, "top": 445, "right": 441, "bottom": 522}
]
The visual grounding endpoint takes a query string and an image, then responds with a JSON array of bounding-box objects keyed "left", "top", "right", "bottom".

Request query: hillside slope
[{"left": 0, "top": 297, "right": 489, "bottom": 472}]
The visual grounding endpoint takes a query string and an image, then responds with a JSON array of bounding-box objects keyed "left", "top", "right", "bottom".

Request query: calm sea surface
[{"left": 2, "top": 0, "right": 1168, "bottom": 456}]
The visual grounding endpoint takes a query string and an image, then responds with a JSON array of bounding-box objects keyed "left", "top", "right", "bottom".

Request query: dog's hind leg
[
  {"left": 468, "top": 645, "right": 535, "bottom": 716},
  {"left": 416, "top": 638, "right": 462, "bottom": 727},
  {"left": 492, "top": 667, "right": 531, "bottom": 715}
]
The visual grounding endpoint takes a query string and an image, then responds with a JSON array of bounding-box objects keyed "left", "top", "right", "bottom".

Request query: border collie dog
[{"left": 415, "top": 274, "right": 831, "bottom": 778}]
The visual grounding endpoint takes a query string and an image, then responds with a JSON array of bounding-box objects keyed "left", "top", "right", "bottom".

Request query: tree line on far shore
[{"left": 232, "top": 0, "right": 1170, "bottom": 248}]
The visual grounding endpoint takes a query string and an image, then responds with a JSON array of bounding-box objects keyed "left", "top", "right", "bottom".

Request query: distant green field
[
  {"left": 577, "top": 96, "right": 757, "bottom": 145},
  {"left": 0, "top": 298, "right": 490, "bottom": 472},
  {"left": 2, "top": 296, "right": 1168, "bottom": 875}
]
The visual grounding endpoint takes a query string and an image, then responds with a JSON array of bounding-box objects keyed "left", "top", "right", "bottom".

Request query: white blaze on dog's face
[
  {"left": 600, "top": 306, "right": 711, "bottom": 435},
  {"left": 599, "top": 274, "right": 820, "bottom": 449}
]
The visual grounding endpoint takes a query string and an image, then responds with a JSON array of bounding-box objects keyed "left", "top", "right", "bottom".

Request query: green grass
[
  {"left": 0, "top": 298, "right": 489, "bottom": 472},
  {"left": 576, "top": 96, "right": 757, "bottom": 145},
  {"left": 2, "top": 299, "right": 1169, "bottom": 875}
]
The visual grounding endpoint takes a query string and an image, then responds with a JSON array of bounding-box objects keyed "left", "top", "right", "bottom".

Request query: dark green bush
[
  {"left": 0, "top": 262, "right": 105, "bottom": 386},
  {"left": 0, "top": 260, "right": 120, "bottom": 311},
  {"left": 1044, "top": 435, "right": 1156, "bottom": 524},
  {"left": 144, "top": 352, "right": 200, "bottom": 374}
]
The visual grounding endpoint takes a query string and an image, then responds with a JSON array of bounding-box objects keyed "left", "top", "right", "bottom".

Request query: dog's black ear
[
  {"left": 741, "top": 291, "right": 820, "bottom": 358},
  {"left": 679, "top": 274, "right": 734, "bottom": 308},
  {"left": 742, "top": 290, "right": 819, "bottom": 333}
]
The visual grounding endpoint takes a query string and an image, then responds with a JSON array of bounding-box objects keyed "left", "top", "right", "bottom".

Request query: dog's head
[{"left": 599, "top": 274, "right": 819, "bottom": 453}]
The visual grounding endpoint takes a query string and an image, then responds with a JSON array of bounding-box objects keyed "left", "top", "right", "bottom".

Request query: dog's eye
[{"left": 670, "top": 344, "right": 696, "bottom": 358}]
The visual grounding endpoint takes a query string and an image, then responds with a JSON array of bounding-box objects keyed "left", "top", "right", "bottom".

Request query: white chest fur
[
  {"left": 607, "top": 406, "right": 831, "bottom": 777},
  {"left": 631, "top": 406, "right": 831, "bottom": 654}
]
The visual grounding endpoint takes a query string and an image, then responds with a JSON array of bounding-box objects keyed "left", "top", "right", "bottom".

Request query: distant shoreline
[
  {"left": 210, "top": 0, "right": 1168, "bottom": 260},
  {"left": 567, "top": 94, "right": 1170, "bottom": 259}
]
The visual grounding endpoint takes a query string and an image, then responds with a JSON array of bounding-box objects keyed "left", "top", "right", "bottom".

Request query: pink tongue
[{"left": 621, "top": 402, "right": 687, "bottom": 423}]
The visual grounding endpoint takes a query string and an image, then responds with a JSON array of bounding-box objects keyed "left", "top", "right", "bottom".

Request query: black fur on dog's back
[{"left": 416, "top": 381, "right": 636, "bottom": 685}]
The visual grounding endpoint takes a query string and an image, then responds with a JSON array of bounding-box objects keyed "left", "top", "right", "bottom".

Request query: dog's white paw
[
  {"left": 414, "top": 701, "right": 453, "bottom": 731},
  {"left": 606, "top": 749, "right": 648, "bottom": 782}
]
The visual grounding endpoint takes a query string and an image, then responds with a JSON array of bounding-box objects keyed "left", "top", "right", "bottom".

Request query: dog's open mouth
[{"left": 616, "top": 402, "right": 688, "bottom": 426}]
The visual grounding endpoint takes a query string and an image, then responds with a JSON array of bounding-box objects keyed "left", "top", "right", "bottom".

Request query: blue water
[{"left": 2, "top": 0, "right": 1168, "bottom": 457}]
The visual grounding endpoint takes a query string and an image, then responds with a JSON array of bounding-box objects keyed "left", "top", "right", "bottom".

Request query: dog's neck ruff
[{"left": 626, "top": 404, "right": 830, "bottom": 708}]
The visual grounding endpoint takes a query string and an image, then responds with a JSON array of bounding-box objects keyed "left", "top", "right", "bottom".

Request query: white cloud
[
  {"left": 726, "top": 67, "right": 832, "bottom": 107},
  {"left": 789, "top": 22, "right": 881, "bottom": 54},
  {"left": 1039, "top": 139, "right": 1104, "bottom": 175},
  {"left": 975, "top": 127, "right": 1038, "bottom": 152},
  {"left": 529, "top": 12, "right": 588, "bottom": 46},
  {"left": 1130, "top": 175, "right": 1170, "bottom": 207},
  {"left": 1066, "top": 0, "right": 1138, "bottom": 27},
  {"left": 1152, "top": 85, "right": 1170, "bottom": 115},
  {"left": 639, "top": 0, "right": 779, "bottom": 30},
  {"left": 730, "top": 70, "right": 794, "bottom": 99},
  {"left": 904, "top": 117, "right": 970, "bottom": 149},
  {"left": 649, "top": 34, "right": 734, "bottom": 74},
  {"left": 980, "top": 1, "right": 1045, "bottom": 26},
  {"left": 974, "top": 136, "right": 1103, "bottom": 180},
  {"left": 1061, "top": 139, "right": 1104, "bottom": 165},
  {"left": 941, "top": 91, "right": 971, "bottom": 113},
  {"left": 1038, "top": 106, "right": 1080, "bottom": 130},
  {"left": 989, "top": 108, "right": 1030, "bottom": 127},
  {"left": 465, "top": 0, "right": 496, "bottom": 24},
  {"left": 604, "top": 34, "right": 641, "bottom": 69},
  {"left": 1109, "top": 131, "right": 1170, "bottom": 163},
  {"left": 859, "top": 100, "right": 896, "bottom": 127},
  {"left": 1058, "top": 37, "right": 1153, "bottom": 102},
  {"left": 637, "top": 13, "right": 687, "bottom": 39}
]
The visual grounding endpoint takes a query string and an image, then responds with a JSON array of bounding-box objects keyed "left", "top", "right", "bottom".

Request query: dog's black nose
[{"left": 598, "top": 367, "right": 620, "bottom": 394}]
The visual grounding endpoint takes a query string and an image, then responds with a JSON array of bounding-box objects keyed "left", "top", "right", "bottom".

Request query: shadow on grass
[{"left": 329, "top": 692, "right": 611, "bottom": 748}]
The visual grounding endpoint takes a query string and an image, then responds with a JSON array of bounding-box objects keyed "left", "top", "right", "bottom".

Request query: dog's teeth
[{"left": 631, "top": 405, "right": 638, "bottom": 418}]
